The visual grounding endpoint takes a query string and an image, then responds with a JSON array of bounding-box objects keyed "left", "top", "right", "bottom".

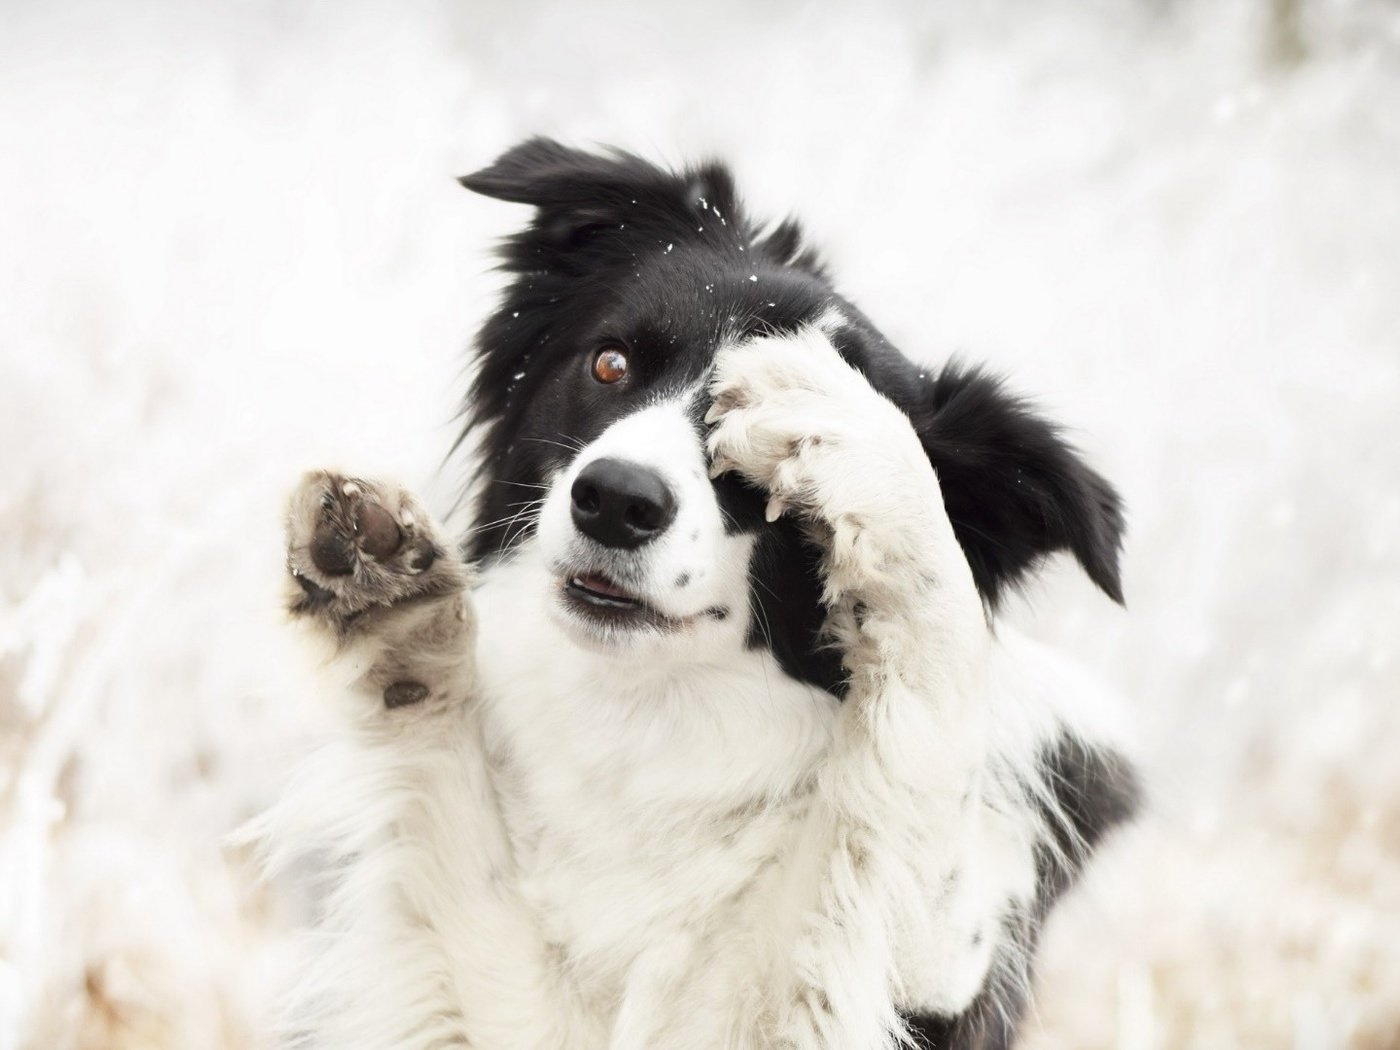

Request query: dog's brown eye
[{"left": 592, "top": 346, "right": 629, "bottom": 385}]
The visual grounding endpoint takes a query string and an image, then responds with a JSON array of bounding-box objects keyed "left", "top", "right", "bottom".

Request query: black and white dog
[{"left": 272, "top": 138, "right": 1139, "bottom": 1050}]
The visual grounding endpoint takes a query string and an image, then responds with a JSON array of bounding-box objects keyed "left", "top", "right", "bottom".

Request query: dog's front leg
[
  {"left": 267, "top": 471, "right": 574, "bottom": 1050},
  {"left": 707, "top": 329, "right": 993, "bottom": 1049}
]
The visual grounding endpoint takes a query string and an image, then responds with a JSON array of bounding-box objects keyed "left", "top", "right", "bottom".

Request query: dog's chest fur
[{"left": 473, "top": 553, "right": 839, "bottom": 990}]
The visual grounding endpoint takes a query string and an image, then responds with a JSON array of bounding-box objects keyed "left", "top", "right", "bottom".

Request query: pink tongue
[{"left": 579, "top": 573, "right": 632, "bottom": 600}]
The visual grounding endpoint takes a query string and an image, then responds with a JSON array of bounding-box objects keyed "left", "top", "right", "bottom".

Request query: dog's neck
[{"left": 471, "top": 542, "right": 838, "bottom": 812}]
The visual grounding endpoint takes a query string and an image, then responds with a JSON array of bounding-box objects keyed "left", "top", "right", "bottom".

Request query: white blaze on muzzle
[{"left": 535, "top": 395, "right": 753, "bottom": 627}]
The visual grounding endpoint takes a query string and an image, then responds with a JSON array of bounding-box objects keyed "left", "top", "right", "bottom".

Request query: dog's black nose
[{"left": 570, "top": 458, "right": 677, "bottom": 549}]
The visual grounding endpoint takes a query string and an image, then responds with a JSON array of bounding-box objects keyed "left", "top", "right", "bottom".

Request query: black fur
[
  {"left": 901, "top": 735, "right": 1140, "bottom": 1048},
  {"left": 1034, "top": 733, "right": 1142, "bottom": 905}
]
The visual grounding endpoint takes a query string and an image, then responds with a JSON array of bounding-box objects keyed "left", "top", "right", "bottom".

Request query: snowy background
[{"left": 2, "top": 0, "right": 1398, "bottom": 1047}]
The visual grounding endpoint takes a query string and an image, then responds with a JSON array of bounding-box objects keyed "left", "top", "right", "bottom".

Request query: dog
[{"left": 270, "top": 138, "right": 1140, "bottom": 1050}]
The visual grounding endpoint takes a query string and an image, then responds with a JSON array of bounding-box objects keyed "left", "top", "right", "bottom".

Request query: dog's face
[
  {"left": 532, "top": 390, "right": 754, "bottom": 657},
  {"left": 459, "top": 139, "right": 1126, "bottom": 691}
]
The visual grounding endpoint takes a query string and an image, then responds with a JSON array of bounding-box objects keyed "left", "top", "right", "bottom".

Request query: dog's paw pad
[
  {"left": 310, "top": 521, "right": 357, "bottom": 576},
  {"left": 355, "top": 501, "right": 404, "bottom": 560},
  {"left": 286, "top": 470, "right": 459, "bottom": 621},
  {"left": 308, "top": 496, "right": 408, "bottom": 577},
  {"left": 383, "top": 680, "right": 429, "bottom": 709},
  {"left": 292, "top": 568, "right": 337, "bottom": 604}
]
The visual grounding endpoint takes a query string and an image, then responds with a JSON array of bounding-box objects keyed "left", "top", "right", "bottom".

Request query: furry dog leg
[
  {"left": 707, "top": 329, "right": 1008, "bottom": 1049},
  {"left": 268, "top": 471, "right": 575, "bottom": 1050}
]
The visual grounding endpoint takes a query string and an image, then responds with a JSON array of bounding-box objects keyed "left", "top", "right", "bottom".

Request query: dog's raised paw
[
  {"left": 704, "top": 327, "right": 984, "bottom": 624},
  {"left": 285, "top": 470, "right": 462, "bottom": 624},
  {"left": 705, "top": 329, "right": 933, "bottom": 532}
]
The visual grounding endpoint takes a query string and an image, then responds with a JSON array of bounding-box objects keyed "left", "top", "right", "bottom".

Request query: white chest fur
[
  {"left": 473, "top": 553, "right": 840, "bottom": 997},
  {"left": 275, "top": 529, "right": 1117, "bottom": 1049}
]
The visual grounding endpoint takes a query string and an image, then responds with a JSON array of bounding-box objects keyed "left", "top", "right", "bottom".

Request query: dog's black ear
[
  {"left": 459, "top": 137, "right": 575, "bottom": 201},
  {"left": 904, "top": 363, "right": 1125, "bottom": 607},
  {"left": 459, "top": 137, "right": 742, "bottom": 265},
  {"left": 459, "top": 137, "right": 641, "bottom": 206}
]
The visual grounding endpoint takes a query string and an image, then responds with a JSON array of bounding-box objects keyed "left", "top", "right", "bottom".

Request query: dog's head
[{"left": 458, "top": 138, "right": 1124, "bottom": 692}]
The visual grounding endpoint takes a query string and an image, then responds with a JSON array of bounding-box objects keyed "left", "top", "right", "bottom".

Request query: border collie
[{"left": 270, "top": 138, "right": 1139, "bottom": 1050}]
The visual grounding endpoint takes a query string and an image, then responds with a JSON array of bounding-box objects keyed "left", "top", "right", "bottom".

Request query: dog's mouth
[
  {"left": 567, "top": 572, "right": 643, "bottom": 609},
  {"left": 557, "top": 570, "right": 681, "bottom": 633}
]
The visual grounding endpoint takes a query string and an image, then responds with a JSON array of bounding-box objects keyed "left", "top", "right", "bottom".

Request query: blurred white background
[{"left": 1, "top": 0, "right": 1398, "bottom": 1047}]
